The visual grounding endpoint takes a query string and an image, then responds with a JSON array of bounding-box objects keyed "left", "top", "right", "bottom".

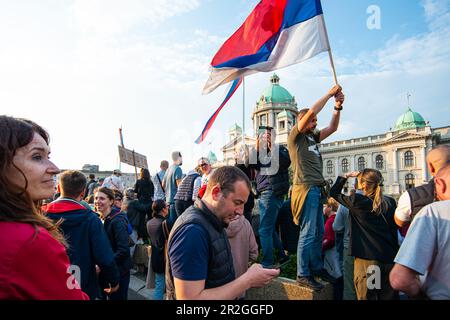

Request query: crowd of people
[{"left": 1, "top": 83, "right": 449, "bottom": 301}]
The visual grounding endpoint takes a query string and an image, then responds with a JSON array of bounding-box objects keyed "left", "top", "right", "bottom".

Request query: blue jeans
[
  {"left": 154, "top": 273, "right": 166, "bottom": 300},
  {"left": 297, "top": 186, "right": 324, "bottom": 277},
  {"left": 259, "top": 190, "right": 285, "bottom": 267},
  {"left": 167, "top": 204, "right": 178, "bottom": 227}
]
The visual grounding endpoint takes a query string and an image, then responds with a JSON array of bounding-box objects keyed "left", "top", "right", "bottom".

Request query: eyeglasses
[{"left": 200, "top": 163, "right": 208, "bottom": 168}]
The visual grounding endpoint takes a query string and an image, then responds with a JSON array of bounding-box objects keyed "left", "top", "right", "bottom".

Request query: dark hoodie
[
  {"left": 45, "top": 198, "right": 120, "bottom": 299},
  {"left": 103, "top": 208, "right": 133, "bottom": 275}
]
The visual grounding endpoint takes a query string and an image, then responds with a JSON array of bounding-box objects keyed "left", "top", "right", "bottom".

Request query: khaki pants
[{"left": 354, "top": 257, "right": 399, "bottom": 300}]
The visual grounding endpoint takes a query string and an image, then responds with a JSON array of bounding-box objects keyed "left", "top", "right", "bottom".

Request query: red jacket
[
  {"left": 0, "top": 222, "right": 89, "bottom": 300},
  {"left": 322, "top": 214, "right": 336, "bottom": 252}
]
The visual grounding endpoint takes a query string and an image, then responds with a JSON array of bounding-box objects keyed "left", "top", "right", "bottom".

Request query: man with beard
[{"left": 287, "top": 85, "right": 345, "bottom": 290}]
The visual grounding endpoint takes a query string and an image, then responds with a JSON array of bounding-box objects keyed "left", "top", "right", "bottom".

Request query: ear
[
  {"left": 429, "top": 163, "right": 436, "bottom": 176},
  {"left": 210, "top": 185, "right": 222, "bottom": 201}
]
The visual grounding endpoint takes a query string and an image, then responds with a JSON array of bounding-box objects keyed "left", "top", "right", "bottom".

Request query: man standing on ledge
[
  {"left": 165, "top": 166, "right": 280, "bottom": 300},
  {"left": 287, "top": 85, "right": 345, "bottom": 290}
]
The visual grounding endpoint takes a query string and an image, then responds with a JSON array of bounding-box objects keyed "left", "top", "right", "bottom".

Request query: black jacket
[
  {"left": 134, "top": 179, "right": 155, "bottom": 202},
  {"left": 330, "top": 177, "right": 399, "bottom": 263},
  {"left": 146, "top": 215, "right": 167, "bottom": 274},
  {"left": 103, "top": 209, "right": 133, "bottom": 275},
  {"left": 252, "top": 144, "right": 291, "bottom": 197}
]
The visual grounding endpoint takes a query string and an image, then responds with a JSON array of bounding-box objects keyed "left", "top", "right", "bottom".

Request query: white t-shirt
[
  {"left": 394, "top": 200, "right": 450, "bottom": 300},
  {"left": 394, "top": 191, "right": 412, "bottom": 223},
  {"left": 102, "top": 175, "right": 124, "bottom": 191}
]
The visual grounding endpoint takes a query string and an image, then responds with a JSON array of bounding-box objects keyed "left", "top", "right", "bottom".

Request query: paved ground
[{"left": 128, "top": 271, "right": 154, "bottom": 300}]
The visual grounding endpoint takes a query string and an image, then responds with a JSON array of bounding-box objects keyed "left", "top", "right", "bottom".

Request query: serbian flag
[
  {"left": 195, "top": 77, "right": 243, "bottom": 144},
  {"left": 203, "top": 0, "right": 330, "bottom": 94}
]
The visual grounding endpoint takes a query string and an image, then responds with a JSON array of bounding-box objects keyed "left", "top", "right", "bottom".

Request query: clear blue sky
[{"left": 0, "top": 0, "right": 449, "bottom": 174}]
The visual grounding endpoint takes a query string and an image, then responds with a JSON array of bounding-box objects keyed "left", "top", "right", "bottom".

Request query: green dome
[
  {"left": 260, "top": 74, "right": 294, "bottom": 104},
  {"left": 208, "top": 151, "right": 217, "bottom": 164},
  {"left": 394, "top": 107, "right": 426, "bottom": 131}
]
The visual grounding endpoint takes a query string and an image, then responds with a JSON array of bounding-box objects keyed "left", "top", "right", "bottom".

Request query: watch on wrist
[{"left": 334, "top": 106, "right": 343, "bottom": 111}]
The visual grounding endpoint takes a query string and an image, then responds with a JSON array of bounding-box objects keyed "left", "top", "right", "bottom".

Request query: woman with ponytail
[
  {"left": 0, "top": 116, "right": 88, "bottom": 300},
  {"left": 330, "top": 168, "right": 399, "bottom": 300}
]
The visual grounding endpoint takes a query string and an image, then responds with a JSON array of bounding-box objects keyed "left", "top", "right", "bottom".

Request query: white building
[{"left": 221, "top": 74, "right": 450, "bottom": 198}]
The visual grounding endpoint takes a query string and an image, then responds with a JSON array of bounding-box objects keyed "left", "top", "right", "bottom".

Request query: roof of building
[
  {"left": 394, "top": 107, "right": 427, "bottom": 131},
  {"left": 229, "top": 123, "right": 242, "bottom": 132},
  {"left": 260, "top": 74, "right": 294, "bottom": 104}
]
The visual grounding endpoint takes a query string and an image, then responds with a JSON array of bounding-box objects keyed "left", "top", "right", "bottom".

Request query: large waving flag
[
  {"left": 203, "top": 0, "right": 330, "bottom": 94},
  {"left": 195, "top": 77, "right": 243, "bottom": 144}
]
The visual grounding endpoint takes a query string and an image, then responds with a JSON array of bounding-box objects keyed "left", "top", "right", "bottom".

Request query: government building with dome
[{"left": 221, "top": 74, "right": 450, "bottom": 198}]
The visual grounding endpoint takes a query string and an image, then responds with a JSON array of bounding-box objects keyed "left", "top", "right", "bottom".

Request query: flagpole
[
  {"left": 321, "top": 16, "right": 339, "bottom": 85},
  {"left": 242, "top": 77, "right": 246, "bottom": 146}
]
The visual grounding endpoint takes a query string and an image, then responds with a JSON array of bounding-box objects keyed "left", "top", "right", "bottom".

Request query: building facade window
[
  {"left": 342, "top": 158, "right": 349, "bottom": 173},
  {"left": 376, "top": 155, "right": 383, "bottom": 170},
  {"left": 260, "top": 114, "right": 267, "bottom": 126},
  {"left": 279, "top": 121, "right": 285, "bottom": 130},
  {"left": 358, "top": 156, "right": 366, "bottom": 171},
  {"left": 404, "top": 150, "right": 414, "bottom": 167},
  {"left": 405, "top": 173, "right": 415, "bottom": 190},
  {"left": 327, "top": 160, "right": 333, "bottom": 174}
]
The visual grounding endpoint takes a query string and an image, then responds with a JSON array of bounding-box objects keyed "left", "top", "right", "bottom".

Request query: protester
[
  {"left": 322, "top": 198, "right": 343, "bottom": 300},
  {"left": 251, "top": 127, "right": 291, "bottom": 268},
  {"left": 390, "top": 165, "right": 450, "bottom": 299},
  {"left": 153, "top": 160, "right": 169, "bottom": 201},
  {"left": 174, "top": 167, "right": 201, "bottom": 216},
  {"left": 162, "top": 151, "right": 183, "bottom": 226},
  {"left": 166, "top": 166, "right": 280, "bottom": 300},
  {"left": 134, "top": 168, "right": 154, "bottom": 216},
  {"left": 146, "top": 199, "right": 170, "bottom": 300},
  {"left": 95, "top": 187, "right": 132, "bottom": 300},
  {"left": 234, "top": 145, "right": 255, "bottom": 224},
  {"left": 197, "top": 157, "right": 213, "bottom": 199},
  {"left": 0, "top": 116, "right": 88, "bottom": 300},
  {"left": 287, "top": 85, "right": 344, "bottom": 290},
  {"left": 45, "top": 170, "right": 120, "bottom": 299},
  {"left": 332, "top": 193, "right": 358, "bottom": 300},
  {"left": 394, "top": 145, "right": 450, "bottom": 232},
  {"left": 226, "top": 215, "right": 259, "bottom": 299},
  {"left": 85, "top": 174, "right": 98, "bottom": 197},
  {"left": 103, "top": 169, "right": 124, "bottom": 191},
  {"left": 330, "top": 169, "right": 399, "bottom": 300}
]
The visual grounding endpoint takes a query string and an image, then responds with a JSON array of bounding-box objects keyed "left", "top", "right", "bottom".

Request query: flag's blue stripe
[
  {"left": 195, "top": 78, "right": 243, "bottom": 144},
  {"left": 213, "top": 0, "right": 322, "bottom": 69}
]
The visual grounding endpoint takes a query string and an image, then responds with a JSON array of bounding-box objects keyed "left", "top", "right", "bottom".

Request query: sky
[{"left": 1, "top": 0, "right": 449, "bottom": 174}]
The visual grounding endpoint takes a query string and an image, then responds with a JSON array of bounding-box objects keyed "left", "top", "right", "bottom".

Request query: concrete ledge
[{"left": 246, "top": 277, "right": 334, "bottom": 300}]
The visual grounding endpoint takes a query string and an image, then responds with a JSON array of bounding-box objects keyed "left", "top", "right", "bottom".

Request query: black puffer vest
[
  {"left": 165, "top": 200, "right": 235, "bottom": 300},
  {"left": 174, "top": 173, "right": 200, "bottom": 201},
  {"left": 407, "top": 180, "right": 435, "bottom": 218}
]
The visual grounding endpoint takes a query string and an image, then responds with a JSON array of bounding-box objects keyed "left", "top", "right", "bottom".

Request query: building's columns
[
  {"left": 335, "top": 157, "right": 339, "bottom": 180},
  {"left": 393, "top": 148, "right": 399, "bottom": 184},
  {"left": 368, "top": 153, "right": 373, "bottom": 168},
  {"left": 421, "top": 146, "right": 428, "bottom": 183}
]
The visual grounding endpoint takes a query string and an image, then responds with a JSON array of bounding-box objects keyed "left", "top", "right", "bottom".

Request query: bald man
[
  {"left": 390, "top": 165, "right": 450, "bottom": 299},
  {"left": 394, "top": 145, "right": 450, "bottom": 228}
]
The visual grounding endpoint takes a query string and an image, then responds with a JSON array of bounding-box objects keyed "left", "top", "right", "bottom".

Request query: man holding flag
[
  {"left": 198, "top": 0, "right": 345, "bottom": 291},
  {"left": 288, "top": 85, "right": 345, "bottom": 290}
]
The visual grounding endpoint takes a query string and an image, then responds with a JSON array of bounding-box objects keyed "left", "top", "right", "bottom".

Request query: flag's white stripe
[{"left": 203, "top": 15, "right": 329, "bottom": 95}]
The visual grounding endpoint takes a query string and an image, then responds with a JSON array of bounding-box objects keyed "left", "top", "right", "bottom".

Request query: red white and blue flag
[
  {"left": 195, "top": 77, "right": 243, "bottom": 144},
  {"left": 203, "top": 0, "right": 330, "bottom": 94}
]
